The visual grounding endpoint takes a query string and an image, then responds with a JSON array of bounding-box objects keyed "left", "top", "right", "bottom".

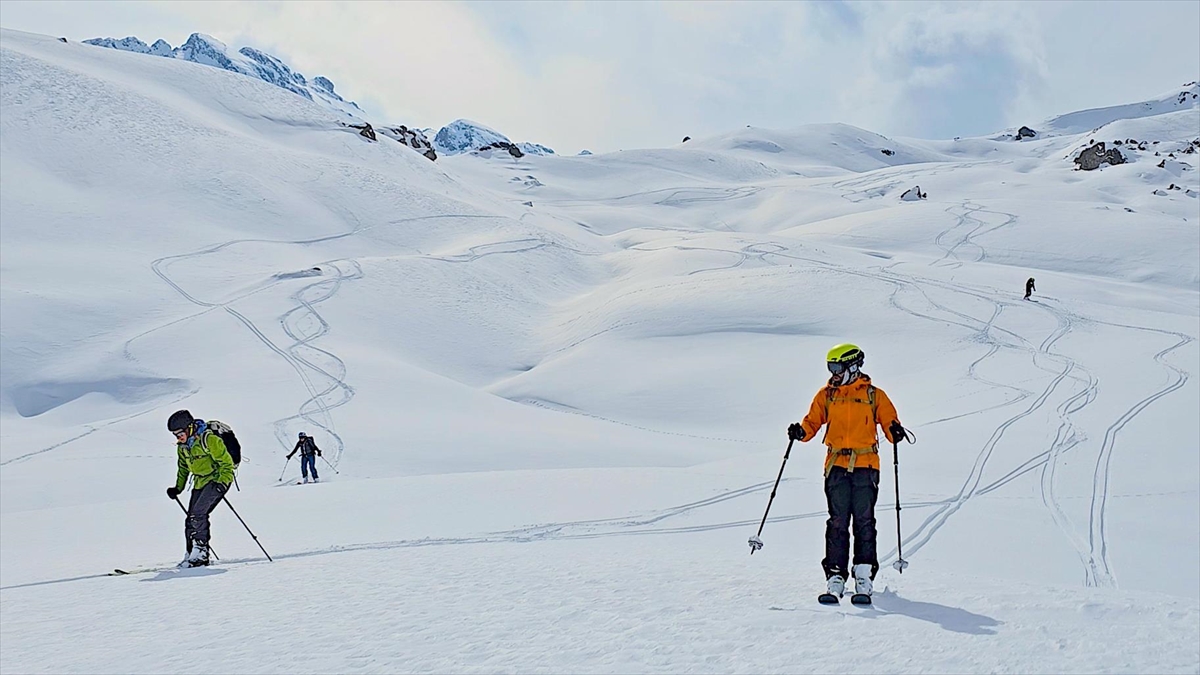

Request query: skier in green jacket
[{"left": 166, "top": 409, "right": 235, "bottom": 568}]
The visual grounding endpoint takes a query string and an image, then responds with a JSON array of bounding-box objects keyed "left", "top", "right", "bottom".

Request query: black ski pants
[
  {"left": 185, "top": 480, "right": 227, "bottom": 548},
  {"left": 822, "top": 466, "right": 880, "bottom": 580}
]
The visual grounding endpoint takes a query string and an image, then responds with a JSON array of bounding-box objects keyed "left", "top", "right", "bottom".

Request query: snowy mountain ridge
[
  {"left": 83, "top": 32, "right": 365, "bottom": 122},
  {"left": 83, "top": 33, "right": 555, "bottom": 160}
]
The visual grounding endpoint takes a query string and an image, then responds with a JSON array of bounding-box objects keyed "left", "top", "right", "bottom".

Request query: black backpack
[{"left": 207, "top": 420, "right": 241, "bottom": 466}]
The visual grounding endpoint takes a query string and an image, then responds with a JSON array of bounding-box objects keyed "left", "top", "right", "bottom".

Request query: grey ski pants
[{"left": 185, "top": 481, "right": 227, "bottom": 547}]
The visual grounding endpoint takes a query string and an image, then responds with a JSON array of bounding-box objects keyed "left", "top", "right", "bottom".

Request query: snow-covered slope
[
  {"left": 1037, "top": 81, "right": 1200, "bottom": 137},
  {"left": 2, "top": 27, "right": 1198, "bottom": 674},
  {"left": 83, "top": 32, "right": 365, "bottom": 122}
]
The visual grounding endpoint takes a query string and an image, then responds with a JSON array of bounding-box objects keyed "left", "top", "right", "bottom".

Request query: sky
[{"left": 1, "top": 0, "right": 1197, "bottom": 154}]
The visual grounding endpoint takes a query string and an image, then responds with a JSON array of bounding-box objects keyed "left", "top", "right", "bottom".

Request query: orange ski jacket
[{"left": 798, "top": 374, "right": 901, "bottom": 474}]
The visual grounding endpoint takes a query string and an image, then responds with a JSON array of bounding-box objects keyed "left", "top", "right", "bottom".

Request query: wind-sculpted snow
[{"left": 1, "top": 27, "right": 1198, "bottom": 674}]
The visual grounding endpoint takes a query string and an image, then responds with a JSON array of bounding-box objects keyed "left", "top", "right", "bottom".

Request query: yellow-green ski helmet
[{"left": 826, "top": 343, "right": 864, "bottom": 374}]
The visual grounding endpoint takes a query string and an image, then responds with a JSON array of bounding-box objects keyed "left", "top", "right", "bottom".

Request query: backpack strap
[
  {"left": 824, "top": 445, "right": 879, "bottom": 476},
  {"left": 824, "top": 384, "right": 878, "bottom": 417}
]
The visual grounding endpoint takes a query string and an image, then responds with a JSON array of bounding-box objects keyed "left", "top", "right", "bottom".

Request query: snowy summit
[
  {"left": 84, "top": 32, "right": 364, "bottom": 122},
  {"left": 434, "top": 118, "right": 554, "bottom": 157}
]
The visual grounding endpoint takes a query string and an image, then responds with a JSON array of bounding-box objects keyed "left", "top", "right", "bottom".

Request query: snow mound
[{"left": 689, "top": 123, "right": 951, "bottom": 174}]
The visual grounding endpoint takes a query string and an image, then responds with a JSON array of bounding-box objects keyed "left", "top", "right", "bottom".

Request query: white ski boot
[
  {"left": 851, "top": 564, "right": 873, "bottom": 605},
  {"left": 302, "top": 476, "right": 310, "bottom": 484},
  {"left": 183, "top": 541, "right": 210, "bottom": 568},
  {"left": 311, "top": 476, "right": 319, "bottom": 483},
  {"left": 818, "top": 575, "right": 845, "bottom": 604}
]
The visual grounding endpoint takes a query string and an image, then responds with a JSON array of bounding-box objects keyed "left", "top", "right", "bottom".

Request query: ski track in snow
[
  {"left": 478, "top": 141, "right": 1199, "bottom": 594},
  {"left": 750, "top": 209, "right": 1190, "bottom": 587},
  {"left": 513, "top": 179, "right": 1193, "bottom": 591},
  {"left": 931, "top": 201, "right": 1018, "bottom": 269},
  {"left": 1, "top": 476, "right": 953, "bottom": 592},
  {"left": 151, "top": 238, "right": 359, "bottom": 469}
]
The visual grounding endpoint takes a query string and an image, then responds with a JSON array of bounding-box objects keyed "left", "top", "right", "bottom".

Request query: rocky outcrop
[
  {"left": 1016, "top": 126, "right": 1037, "bottom": 139},
  {"left": 900, "top": 186, "right": 926, "bottom": 202},
  {"left": 477, "top": 141, "right": 524, "bottom": 158},
  {"left": 379, "top": 125, "right": 437, "bottom": 161},
  {"left": 880, "top": 148, "right": 895, "bottom": 156},
  {"left": 349, "top": 123, "right": 376, "bottom": 141},
  {"left": 1073, "top": 142, "right": 1125, "bottom": 171},
  {"left": 578, "top": 150, "right": 593, "bottom": 156}
]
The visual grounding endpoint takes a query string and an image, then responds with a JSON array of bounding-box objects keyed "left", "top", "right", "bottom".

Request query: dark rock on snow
[
  {"left": 379, "top": 125, "right": 438, "bottom": 161},
  {"left": 1074, "top": 142, "right": 1125, "bottom": 171},
  {"left": 349, "top": 123, "right": 376, "bottom": 141}
]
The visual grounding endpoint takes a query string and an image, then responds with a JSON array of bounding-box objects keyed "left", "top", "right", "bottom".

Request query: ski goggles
[{"left": 827, "top": 360, "right": 860, "bottom": 375}]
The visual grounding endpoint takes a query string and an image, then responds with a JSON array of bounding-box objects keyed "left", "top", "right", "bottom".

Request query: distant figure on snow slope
[
  {"left": 787, "top": 344, "right": 906, "bottom": 601},
  {"left": 288, "top": 431, "right": 322, "bottom": 483},
  {"left": 167, "top": 409, "right": 236, "bottom": 568},
  {"left": 1024, "top": 277, "right": 1036, "bottom": 300}
]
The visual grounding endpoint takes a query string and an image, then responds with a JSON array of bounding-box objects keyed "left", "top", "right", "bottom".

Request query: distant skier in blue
[{"left": 287, "top": 431, "right": 322, "bottom": 483}]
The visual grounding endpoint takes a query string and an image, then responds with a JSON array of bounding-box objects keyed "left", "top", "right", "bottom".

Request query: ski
[
  {"left": 850, "top": 593, "right": 872, "bottom": 606},
  {"left": 110, "top": 566, "right": 182, "bottom": 576},
  {"left": 817, "top": 593, "right": 840, "bottom": 605}
]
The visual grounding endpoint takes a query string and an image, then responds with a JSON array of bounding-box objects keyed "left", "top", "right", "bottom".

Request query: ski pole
[
  {"left": 891, "top": 424, "right": 915, "bottom": 573},
  {"left": 278, "top": 456, "right": 292, "bottom": 482},
  {"left": 221, "top": 495, "right": 273, "bottom": 562},
  {"left": 319, "top": 454, "right": 340, "bottom": 474},
  {"left": 174, "top": 496, "right": 219, "bottom": 561},
  {"left": 749, "top": 438, "right": 794, "bottom": 554}
]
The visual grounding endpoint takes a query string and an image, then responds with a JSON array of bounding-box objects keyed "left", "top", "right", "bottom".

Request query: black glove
[
  {"left": 890, "top": 421, "right": 907, "bottom": 443},
  {"left": 317, "top": 450, "right": 322, "bottom": 457},
  {"left": 287, "top": 452, "right": 294, "bottom": 460},
  {"left": 787, "top": 423, "right": 806, "bottom": 441},
  {"left": 166, "top": 486, "right": 180, "bottom": 500}
]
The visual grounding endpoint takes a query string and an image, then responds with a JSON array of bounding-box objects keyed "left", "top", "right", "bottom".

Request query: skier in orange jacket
[{"left": 788, "top": 343, "right": 906, "bottom": 601}]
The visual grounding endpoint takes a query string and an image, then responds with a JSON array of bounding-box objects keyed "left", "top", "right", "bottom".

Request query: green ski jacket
[{"left": 175, "top": 428, "right": 235, "bottom": 492}]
